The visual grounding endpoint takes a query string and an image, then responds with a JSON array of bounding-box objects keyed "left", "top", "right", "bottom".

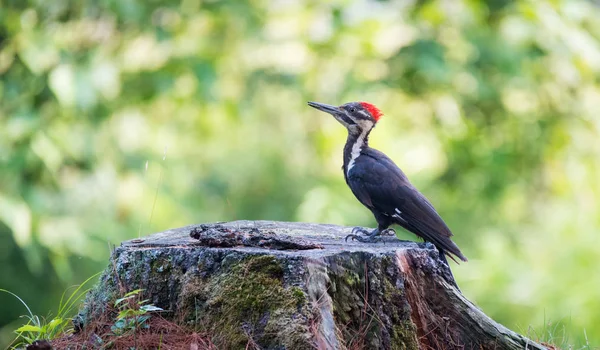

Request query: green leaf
[
  {"left": 123, "top": 289, "right": 144, "bottom": 298},
  {"left": 15, "top": 324, "right": 43, "bottom": 333},
  {"left": 140, "top": 305, "right": 163, "bottom": 312},
  {"left": 136, "top": 315, "right": 151, "bottom": 327},
  {"left": 117, "top": 309, "right": 136, "bottom": 319},
  {"left": 114, "top": 296, "right": 131, "bottom": 307},
  {"left": 46, "top": 318, "right": 64, "bottom": 332}
]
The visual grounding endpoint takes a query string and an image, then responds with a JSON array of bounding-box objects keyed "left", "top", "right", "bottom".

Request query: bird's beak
[
  {"left": 307, "top": 101, "right": 340, "bottom": 115},
  {"left": 308, "top": 101, "right": 355, "bottom": 127}
]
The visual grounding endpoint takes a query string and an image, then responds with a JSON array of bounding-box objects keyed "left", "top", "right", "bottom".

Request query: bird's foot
[
  {"left": 344, "top": 234, "right": 382, "bottom": 243},
  {"left": 346, "top": 227, "right": 384, "bottom": 243},
  {"left": 381, "top": 228, "right": 396, "bottom": 236}
]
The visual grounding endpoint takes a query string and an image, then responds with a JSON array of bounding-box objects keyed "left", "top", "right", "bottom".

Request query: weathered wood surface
[{"left": 79, "top": 220, "right": 546, "bottom": 350}]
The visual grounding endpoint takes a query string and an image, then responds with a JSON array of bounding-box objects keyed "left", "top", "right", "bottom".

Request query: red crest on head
[{"left": 359, "top": 102, "right": 383, "bottom": 122}]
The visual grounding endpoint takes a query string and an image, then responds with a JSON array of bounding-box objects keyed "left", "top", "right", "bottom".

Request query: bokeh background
[{"left": 1, "top": 0, "right": 599, "bottom": 347}]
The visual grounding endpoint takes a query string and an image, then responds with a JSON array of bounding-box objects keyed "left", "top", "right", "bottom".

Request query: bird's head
[{"left": 308, "top": 101, "right": 383, "bottom": 134}]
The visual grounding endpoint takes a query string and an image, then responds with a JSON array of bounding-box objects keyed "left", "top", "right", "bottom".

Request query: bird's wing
[{"left": 347, "top": 149, "right": 467, "bottom": 262}]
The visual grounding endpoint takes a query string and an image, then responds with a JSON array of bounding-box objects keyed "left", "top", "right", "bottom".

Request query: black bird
[{"left": 308, "top": 101, "right": 467, "bottom": 263}]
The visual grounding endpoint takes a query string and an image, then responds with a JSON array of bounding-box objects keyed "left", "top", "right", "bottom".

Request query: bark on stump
[{"left": 78, "top": 220, "right": 546, "bottom": 350}]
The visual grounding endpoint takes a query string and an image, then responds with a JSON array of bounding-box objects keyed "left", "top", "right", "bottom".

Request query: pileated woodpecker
[{"left": 308, "top": 101, "right": 467, "bottom": 263}]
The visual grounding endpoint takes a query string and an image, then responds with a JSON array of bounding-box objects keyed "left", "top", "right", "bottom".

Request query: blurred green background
[{"left": 1, "top": 0, "right": 599, "bottom": 347}]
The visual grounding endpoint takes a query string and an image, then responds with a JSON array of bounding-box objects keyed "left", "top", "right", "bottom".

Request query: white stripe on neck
[{"left": 347, "top": 128, "right": 369, "bottom": 176}]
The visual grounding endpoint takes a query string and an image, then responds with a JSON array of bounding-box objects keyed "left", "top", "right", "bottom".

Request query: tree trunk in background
[{"left": 77, "top": 221, "right": 547, "bottom": 350}]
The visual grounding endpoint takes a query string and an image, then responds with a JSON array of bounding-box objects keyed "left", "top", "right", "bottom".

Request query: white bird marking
[
  {"left": 392, "top": 208, "right": 406, "bottom": 222},
  {"left": 347, "top": 128, "right": 369, "bottom": 176},
  {"left": 358, "top": 110, "right": 370, "bottom": 118}
]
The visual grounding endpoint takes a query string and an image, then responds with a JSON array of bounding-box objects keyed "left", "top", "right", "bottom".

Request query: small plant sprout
[
  {"left": 111, "top": 289, "right": 163, "bottom": 336},
  {"left": 1, "top": 272, "right": 99, "bottom": 348}
]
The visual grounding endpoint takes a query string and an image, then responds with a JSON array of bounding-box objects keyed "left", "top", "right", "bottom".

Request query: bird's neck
[{"left": 343, "top": 128, "right": 371, "bottom": 176}]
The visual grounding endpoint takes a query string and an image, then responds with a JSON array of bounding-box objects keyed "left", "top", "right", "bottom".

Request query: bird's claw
[
  {"left": 351, "top": 227, "right": 370, "bottom": 235},
  {"left": 345, "top": 234, "right": 382, "bottom": 243}
]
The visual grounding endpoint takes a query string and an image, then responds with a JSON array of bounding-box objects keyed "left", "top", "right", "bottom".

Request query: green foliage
[
  {"left": 1, "top": 273, "right": 98, "bottom": 348},
  {"left": 111, "top": 289, "right": 163, "bottom": 336},
  {"left": 1, "top": 0, "right": 600, "bottom": 347},
  {"left": 524, "top": 316, "right": 594, "bottom": 350}
]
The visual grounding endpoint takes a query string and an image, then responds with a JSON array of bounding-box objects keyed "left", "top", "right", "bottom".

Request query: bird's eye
[{"left": 350, "top": 108, "right": 356, "bottom": 112}]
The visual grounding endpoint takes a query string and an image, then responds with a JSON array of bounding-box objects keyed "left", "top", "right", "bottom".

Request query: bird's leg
[{"left": 346, "top": 214, "right": 395, "bottom": 242}]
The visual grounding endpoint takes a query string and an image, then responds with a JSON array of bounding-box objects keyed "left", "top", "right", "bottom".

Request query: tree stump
[{"left": 77, "top": 221, "right": 546, "bottom": 350}]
